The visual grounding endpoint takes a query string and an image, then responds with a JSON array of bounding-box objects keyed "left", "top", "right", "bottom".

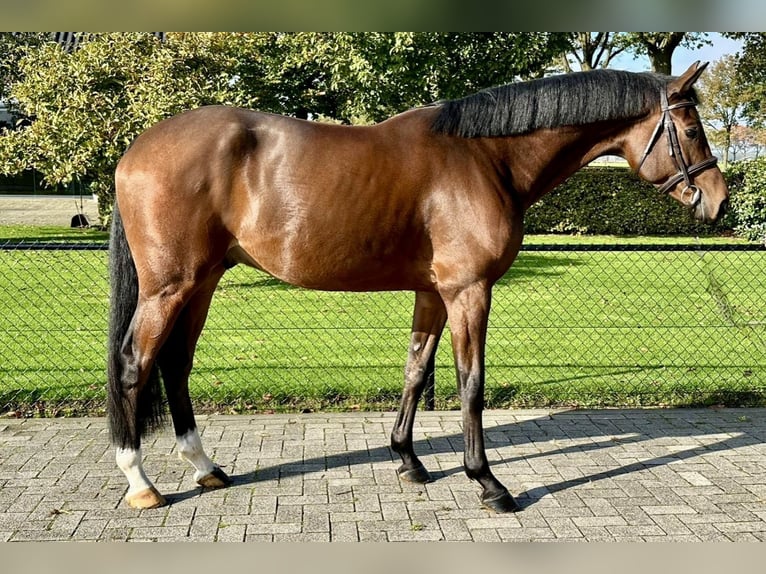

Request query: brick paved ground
[{"left": 1, "top": 408, "right": 765, "bottom": 542}]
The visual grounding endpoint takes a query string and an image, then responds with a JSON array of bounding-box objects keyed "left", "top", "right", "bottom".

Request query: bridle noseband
[{"left": 636, "top": 90, "right": 718, "bottom": 207}]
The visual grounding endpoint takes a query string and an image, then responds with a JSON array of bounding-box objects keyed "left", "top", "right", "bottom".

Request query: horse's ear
[{"left": 668, "top": 61, "right": 709, "bottom": 97}]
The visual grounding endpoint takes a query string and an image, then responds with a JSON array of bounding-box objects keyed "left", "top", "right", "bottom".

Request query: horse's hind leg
[
  {"left": 391, "top": 291, "right": 447, "bottom": 483},
  {"left": 156, "top": 270, "right": 233, "bottom": 490},
  {"left": 112, "top": 290, "right": 192, "bottom": 509}
]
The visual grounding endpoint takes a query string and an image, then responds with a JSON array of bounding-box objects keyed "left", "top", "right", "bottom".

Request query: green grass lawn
[
  {"left": 1, "top": 224, "right": 764, "bottom": 416},
  {"left": 0, "top": 225, "right": 109, "bottom": 243}
]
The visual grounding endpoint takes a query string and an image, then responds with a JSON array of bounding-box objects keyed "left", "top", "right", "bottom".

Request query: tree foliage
[
  {"left": 233, "top": 32, "right": 570, "bottom": 123},
  {"left": 526, "top": 167, "right": 711, "bottom": 236},
  {"left": 727, "top": 32, "right": 766, "bottom": 127},
  {"left": 695, "top": 54, "right": 750, "bottom": 169},
  {"left": 0, "top": 33, "right": 250, "bottom": 218},
  {"left": 559, "top": 32, "right": 629, "bottom": 72},
  {"left": 725, "top": 158, "right": 766, "bottom": 243},
  {"left": 560, "top": 32, "right": 709, "bottom": 75},
  {"left": 0, "top": 32, "right": 48, "bottom": 102},
  {"left": 0, "top": 32, "right": 569, "bottom": 221}
]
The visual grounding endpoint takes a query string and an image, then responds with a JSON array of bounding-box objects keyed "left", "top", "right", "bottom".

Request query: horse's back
[
  {"left": 115, "top": 104, "right": 521, "bottom": 293},
  {"left": 115, "top": 106, "right": 442, "bottom": 290},
  {"left": 117, "top": 105, "right": 427, "bottom": 199}
]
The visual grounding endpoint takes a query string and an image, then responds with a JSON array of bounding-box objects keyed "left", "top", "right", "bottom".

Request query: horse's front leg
[
  {"left": 443, "top": 282, "right": 519, "bottom": 513},
  {"left": 391, "top": 291, "right": 447, "bottom": 483}
]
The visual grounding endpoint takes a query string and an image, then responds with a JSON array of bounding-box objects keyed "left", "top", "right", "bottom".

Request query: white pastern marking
[
  {"left": 115, "top": 447, "right": 154, "bottom": 496},
  {"left": 177, "top": 428, "right": 217, "bottom": 481}
]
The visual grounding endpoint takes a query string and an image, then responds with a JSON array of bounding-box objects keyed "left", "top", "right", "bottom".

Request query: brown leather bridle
[{"left": 636, "top": 89, "right": 719, "bottom": 207}]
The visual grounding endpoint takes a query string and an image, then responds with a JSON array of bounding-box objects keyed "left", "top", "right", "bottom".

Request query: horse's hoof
[
  {"left": 481, "top": 490, "right": 520, "bottom": 513},
  {"left": 125, "top": 487, "right": 167, "bottom": 509},
  {"left": 398, "top": 463, "right": 433, "bottom": 484},
  {"left": 196, "top": 466, "right": 233, "bottom": 489}
]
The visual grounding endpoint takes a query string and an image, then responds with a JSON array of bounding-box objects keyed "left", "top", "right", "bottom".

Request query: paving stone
[
  {"left": 216, "top": 523, "right": 246, "bottom": 542},
  {"left": 544, "top": 517, "right": 584, "bottom": 539},
  {"left": 649, "top": 514, "right": 695, "bottom": 536},
  {"left": 330, "top": 521, "right": 358, "bottom": 541},
  {"left": 72, "top": 519, "right": 107, "bottom": 540},
  {"left": 641, "top": 504, "right": 698, "bottom": 515},
  {"left": 498, "top": 526, "right": 556, "bottom": 541},
  {"left": 470, "top": 528, "right": 502, "bottom": 541},
  {"left": 1, "top": 409, "right": 765, "bottom": 542},
  {"left": 572, "top": 515, "right": 628, "bottom": 528},
  {"left": 387, "top": 527, "right": 445, "bottom": 541},
  {"left": 438, "top": 518, "right": 473, "bottom": 541}
]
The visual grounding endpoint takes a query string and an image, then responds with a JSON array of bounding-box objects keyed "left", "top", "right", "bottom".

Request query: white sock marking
[
  {"left": 115, "top": 447, "right": 154, "bottom": 496},
  {"left": 177, "top": 428, "right": 217, "bottom": 481}
]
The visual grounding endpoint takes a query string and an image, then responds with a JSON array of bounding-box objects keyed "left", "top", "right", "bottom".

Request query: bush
[
  {"left": 525, "top": 166, "right": 715, "bottom": 236},
  {"left": 725, "top": 158, "right": 766, "bottom": 244}
]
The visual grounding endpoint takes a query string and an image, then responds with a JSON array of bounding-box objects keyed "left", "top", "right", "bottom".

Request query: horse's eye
[{"left": 685, "top": 128, "right": 698, "bottom": 139}]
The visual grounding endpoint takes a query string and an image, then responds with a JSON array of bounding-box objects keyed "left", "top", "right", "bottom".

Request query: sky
[
  {"left": 672, "top": 33, "right": 743, "bottom": 72},
  {"left": 610, "top": 32, "right": 742, "bottom": 76},
  {"left": 611, "top": 32, "right": 743, "bottom": 73}
]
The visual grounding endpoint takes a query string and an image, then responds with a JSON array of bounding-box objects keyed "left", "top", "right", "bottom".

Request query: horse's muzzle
[{"left": 696, "top": 196, "right": 728, "bottom": 224}]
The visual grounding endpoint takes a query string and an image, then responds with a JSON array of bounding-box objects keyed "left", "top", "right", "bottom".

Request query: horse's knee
[{"left": 404, "top": 359, "right": 428, "bottom": 386}]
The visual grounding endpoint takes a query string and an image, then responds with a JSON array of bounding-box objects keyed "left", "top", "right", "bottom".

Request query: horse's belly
[{"left": 226, "top": 238, "right": 434, "bottom": 293}]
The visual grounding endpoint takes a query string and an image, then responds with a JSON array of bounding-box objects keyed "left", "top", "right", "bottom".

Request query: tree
[
  {"left": 0, "top": 33, "right": 251, "bottom": 220},
  {"left": 249, "top": 33, "right": 570, "bottom": 123},
  {"left": 695, "top": 54, "right": 750, "bottom": 169},
  {"left": 559, "top": 32, "right": 629, "bottom": 72},
  {"left": 558, "top": 33, "right": 709, "bottom": 75},
  {"left": 624, "top": 33, "right": 710, "bottom": 75},
  {"left": 726, "top": 33, "right": 766, "bottom": 127},
  {"left": 728, "top": 124, "right": 766, "bottom": 160},
  {"left": 0, "top": 32, "right": 570, "bottom": 221}
]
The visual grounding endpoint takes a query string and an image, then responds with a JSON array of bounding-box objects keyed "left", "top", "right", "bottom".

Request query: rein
[{"left": 636, "top": 89, "right": 718, "bottom": 207}]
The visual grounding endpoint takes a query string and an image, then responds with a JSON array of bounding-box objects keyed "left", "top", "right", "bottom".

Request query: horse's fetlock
[
  {"left": 390, "top": 434, "right": 408, "bottom": 454},
  {"left": 463, "top": 454, "right": 490, "bottom": 480}
]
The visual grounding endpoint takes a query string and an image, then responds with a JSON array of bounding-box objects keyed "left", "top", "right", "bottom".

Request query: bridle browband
[{"left": 635, "top": 89, "right": 718, "bottom": 207}]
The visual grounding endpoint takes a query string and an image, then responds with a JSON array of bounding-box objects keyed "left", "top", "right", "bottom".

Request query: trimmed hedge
[
  {"left": 725, "top": 158, "right": 766, "bottom": 244},
  {"left": 0, "top": 170, "right": 71, "bottom": 195},
  {"left": 525, "top": 166, "right": 713, "bottom": 235}
]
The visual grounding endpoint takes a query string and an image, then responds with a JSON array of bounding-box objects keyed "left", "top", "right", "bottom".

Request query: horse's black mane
[{"left": 431, "top": 69, "right": 676, "bottom": 138}]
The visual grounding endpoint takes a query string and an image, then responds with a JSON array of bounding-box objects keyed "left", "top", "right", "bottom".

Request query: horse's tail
[{"left": 107, "top": 204, "right": 165, "bottom": 448}]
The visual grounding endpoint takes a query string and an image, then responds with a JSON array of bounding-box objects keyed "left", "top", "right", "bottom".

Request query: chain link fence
[{"left": 1, "top": 240, "right": 764, "bottom": 417}]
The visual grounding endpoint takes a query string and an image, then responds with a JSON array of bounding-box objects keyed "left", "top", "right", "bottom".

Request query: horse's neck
[{"left": 495, "top": 121, "right": 628, "bottom": 209}]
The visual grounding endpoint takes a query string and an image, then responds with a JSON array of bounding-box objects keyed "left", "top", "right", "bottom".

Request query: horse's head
[{"left": 628, "top": 61, "right": 729, "bottom": 224}]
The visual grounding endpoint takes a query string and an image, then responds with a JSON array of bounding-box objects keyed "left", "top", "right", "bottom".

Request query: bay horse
[{"left": 108, "top": 62, "right": 728, "bottom": 512}]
